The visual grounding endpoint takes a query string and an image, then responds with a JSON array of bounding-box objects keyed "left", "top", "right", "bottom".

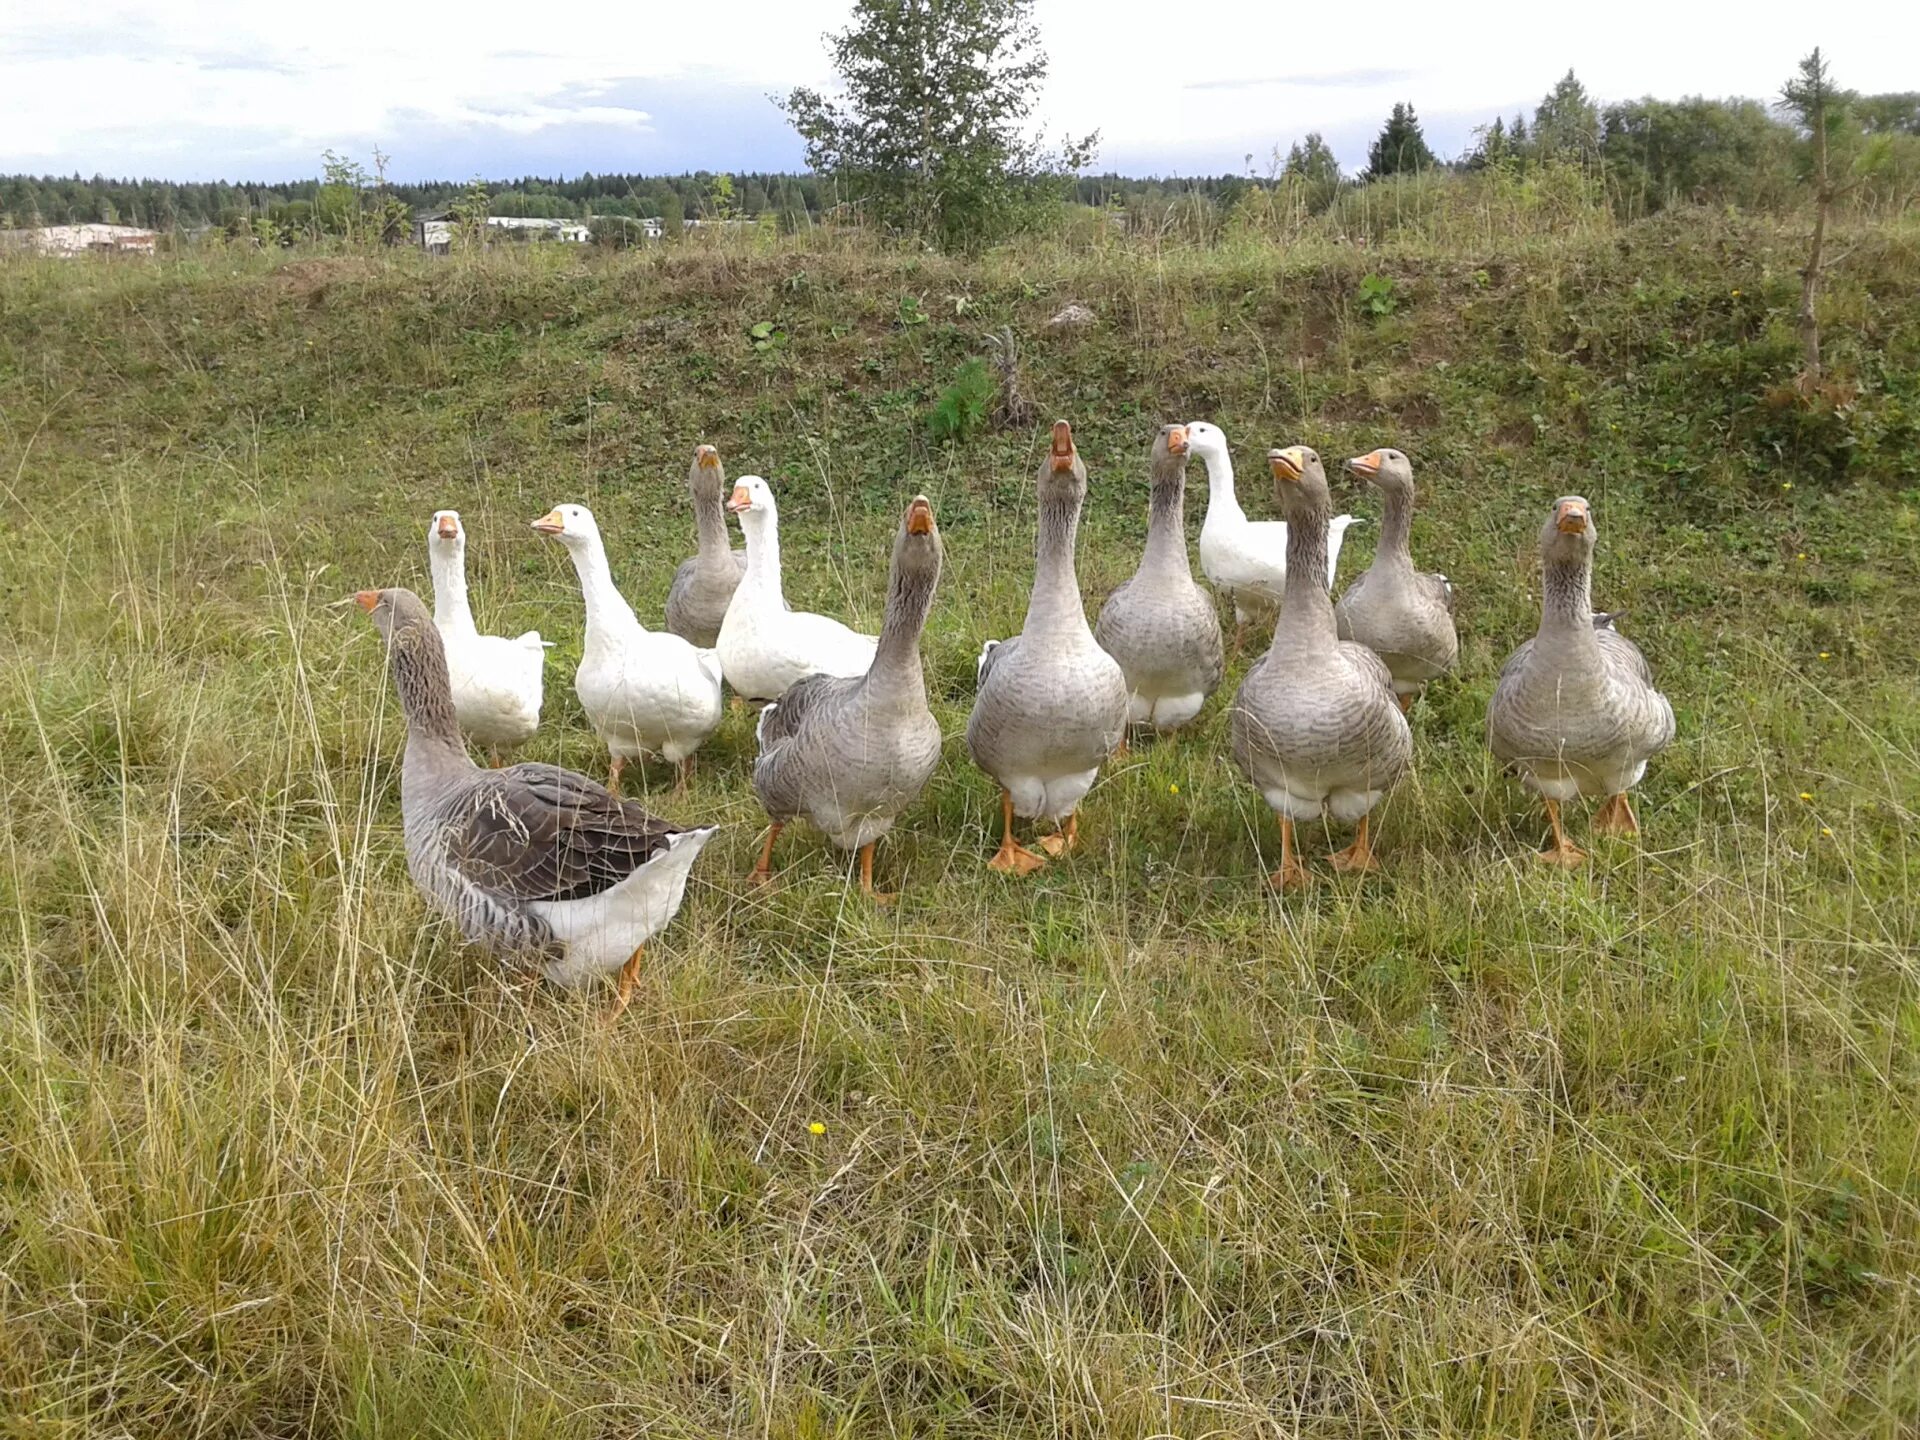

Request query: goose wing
[{"left": 444, "top": 763, "right": 681, "bottom": 903}]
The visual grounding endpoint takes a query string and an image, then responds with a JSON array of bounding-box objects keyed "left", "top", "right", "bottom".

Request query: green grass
[{"left": 3, "top": 215, "right": 1920, "bottom": 1437}]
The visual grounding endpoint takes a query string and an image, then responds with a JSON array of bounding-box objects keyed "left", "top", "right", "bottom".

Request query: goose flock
[{"left": 359, "top": 420, "right": 1673, "bottom": 1014}]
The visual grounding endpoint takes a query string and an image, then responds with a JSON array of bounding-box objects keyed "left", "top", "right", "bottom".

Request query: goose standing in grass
[
  {"left": 717, "top": 475, "right": 879, "bottom": 702},
  {"left": 425, "top": 510, "right": 548, "bottom": 766},
  {"left": 664, "top": 443, "right": 748, "bottom": 648},
  {"left": 1487, "top": 496, "right": 1674, "bottom": 864},
  {"left": 749, "top": 495, "right": 944, "bottom": 902},
  {"left": 967, "top": 421, "right": 1129, "bottom": 874},
  {"left": 1094, "top": 423, "right": 1224, "bottom": 734},
  {"left": 532, "top": 504, "right": 723, "bottom": 793},
  {"left": 1189, "top": 420, "right": 1358, "bottom": 652},
  {"left": 1229, "top": 446, "right": 1412, "bottom": 889},
  {"left": 357, "top": 588, "right": 716, "bottom": 1020},
  {"left": 1333, "top": 448, "right": 1459, "bottom": 712}
]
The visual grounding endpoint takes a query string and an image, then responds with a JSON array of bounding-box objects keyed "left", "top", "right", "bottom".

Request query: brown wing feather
[{"left": 446, "top": 763, "right": 681, "bottom": 903}]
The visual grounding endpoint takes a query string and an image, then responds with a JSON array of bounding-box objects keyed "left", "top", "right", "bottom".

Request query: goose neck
[
  {"left": 1141, "top": 465, "right": 1193, "bottom": 580},
  {"left": 865, "top": 563, "right": 935, "bottom": 710},
  {"left": 738, "top": 507, "right": 786, "bottom": 605},
  {"left": 567, "top": 535, "right": 642, "bottom": 643},
  {"left": 1025, "top": 490, "right": 1086, "bottom": 634},
  {"left": 428, "top": 545, "right": 476, "bottom": 634},
  {"left": 692, "top": 486, "right": 733, "bottom": 569},
  {"left": 1271, "top": 505, "right": 1337, "bottom": 652}
]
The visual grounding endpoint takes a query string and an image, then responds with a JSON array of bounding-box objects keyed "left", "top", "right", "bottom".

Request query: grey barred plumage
[
  {"left": 1094, "top": 424, "right": 1226, "bottom": 733},
  {"left": 664, "top": 444, "right": 749, "bottom": 649},
  {"left": 1487, "top": 496, "right": 1674, "bottom": 863}
]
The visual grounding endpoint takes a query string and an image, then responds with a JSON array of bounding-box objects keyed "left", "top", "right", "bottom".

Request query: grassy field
[{"left": 3, "top": 214, "right": 1920, "bottom": 1438}]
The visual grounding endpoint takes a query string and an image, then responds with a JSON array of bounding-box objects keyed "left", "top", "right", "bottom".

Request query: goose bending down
[
  {"left": 425, "top": 510, "right": 548, "bottom": 765},
  {"left": 532, "top": 504, "right": 724, "bottom": 793},
  {"left": 356, "top": 588, "right": 716, "bottom": 1019},
  {"left": 1189, "top": 420, "right": 1358, "bottom": 650},
  {"left": 1229, "top": 446, "right": 1412, "bottom": 889},
  {"left": 1094, "top": 424, "right": 1225, "bottom": 733},
  {"left": 967, "top": 420, "right": 1130, "bottom": 874},
  {"left": 717, "top": 475, "right": 879, "bottom": 702},
  {"left": 664, "top": 444, "right": 749, "bottom": 648},
  {"left": 749, "top": 495, "right": 944, "bottom": 902},
  {"left": 1333, "top": 448, "right": 1459, "bottom": 711},
  {"left": 1487, "top": 496, "right": 1674, "bottom": 864}
]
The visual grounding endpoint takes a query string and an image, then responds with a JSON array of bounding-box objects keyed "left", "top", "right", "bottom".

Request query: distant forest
[{"left": 5, "top": 82, "right": 1917, "bottom": 238}]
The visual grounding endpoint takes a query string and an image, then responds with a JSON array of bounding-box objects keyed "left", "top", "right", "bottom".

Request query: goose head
[
  {"left": 427, "top": 509, "right": 465, "bottom": 558},
  {"left": 1037, "top": 419, "right": 1087, "bottom": 504},
  {"left": 1181, "top": 420, "right": 1230, "bottom": 470},
  {"left": 1152, "top": 423, "right": 1190, "bottom": 472},
  {"left": 1347, "top": 447, "right": 1414, "bottom": 495},
  {"left": 895, "top": 493, "right": 943, "bottom": 579},
  {"left": 688, "top": 443, "right": 726, "bottom": 499},
  {"left": 1542, "top": 495, "right": 1596, "bottom": 563},
  {"left": 530, "top": 503, "right": 603, "bottom": 549},
  {"left": 724, "top": 474, "right": 778, "bottom": 526},
  {"left": 1267, "top": 445, "right": 1332, "bottom": 522},
  {"left": 355, "top": 586, "right": 433, "bottom": 642}
]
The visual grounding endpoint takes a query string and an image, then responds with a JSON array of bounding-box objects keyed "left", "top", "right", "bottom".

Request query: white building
[
  {"left": 0, "top": 224, "right": 158, "bottom": 257},
  {"left": 414, "top": 214, "right": 591, "bottom": 252}
]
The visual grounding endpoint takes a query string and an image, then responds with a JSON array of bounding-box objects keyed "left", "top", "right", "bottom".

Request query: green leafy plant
[
  {"left": 927, "top": 358, "right": 994, "bottom": 445},
  {"left": 897, "top": 295, "right": 929, "bottom": 328},
  {"left": 1357, "top": 273, "right": 1399, "bottom": 319},
  {"left": 747, "top": 319, "right": 789, "bottom": 354}
]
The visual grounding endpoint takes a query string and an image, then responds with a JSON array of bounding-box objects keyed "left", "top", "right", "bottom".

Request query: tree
[
  {"left": 779, "top": 0, "right": 1097, "bottom": 251},
  {"left": 1466, "top": 116, "right": 1511, "bottom": 171},
  {"left": 1532, "top": 70, "right": 1602, "bottom": 162},
  {"left": 1364, "top": 103, "right": 1437, "bottom": 181},
  {"left": 1280, "top": 131, "right": 1342, "bottom": 213},
  {"left": 1781, "top": 48, "right": 1854, "bottom": 386}
]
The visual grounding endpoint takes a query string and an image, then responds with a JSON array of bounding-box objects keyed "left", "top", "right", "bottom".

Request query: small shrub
[
  {"left": 1358, "top": 274, "right": 1399, "bottom": 319},
  {"left": 927, "top": 359, "right": 994, "bottom": 445},
  {"left": 746, "top": 319, "right": 788, "bottom": 354}
]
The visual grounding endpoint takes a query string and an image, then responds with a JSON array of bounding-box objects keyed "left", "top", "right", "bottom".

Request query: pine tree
[
  {"left": 1533, "top": 69, "right": 1602, "bottom": 161},
  {"left": 1365, "top": 103, "right": 1438, "bottom": 181}
]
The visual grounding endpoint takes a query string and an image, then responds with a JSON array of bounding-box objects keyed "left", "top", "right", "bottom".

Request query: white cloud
[{"left": 3, "top": 0, "right": 1917, "bottom": 179}]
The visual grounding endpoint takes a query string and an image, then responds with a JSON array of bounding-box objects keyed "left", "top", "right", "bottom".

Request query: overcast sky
[{"left": 4, "top": 2, "right": 1915, "bottom": 182}]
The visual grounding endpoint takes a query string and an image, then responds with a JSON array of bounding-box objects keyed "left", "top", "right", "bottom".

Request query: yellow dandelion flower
[
  {"left": 1819, "top": 651, "right": 1831, "bottom": 660},
  {"left": 1782, "top": 481, "right": 1793, "bottom": 491},
  {"left": 808, "top": 1121, "right": 826, "bottom": 1136},
  {"left": 1169, "top": 783, "right": 1180, "bottom": 795},
  {"left": 1796, "top": 552, "right": 1807, "bottom": 561},
  {"left": 1731, "top": 289, "right": 1742, "bottom": 297},
  {"left": 1821, "top": 827, "right": 1834, "bottom": 838},
  {"left": 1800, "top": 792, "right": 1814, "bottom": 801}
]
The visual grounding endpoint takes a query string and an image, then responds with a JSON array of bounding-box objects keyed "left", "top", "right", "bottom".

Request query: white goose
[
  {"left": 532, "top": 504, "right": 724, "bottom": 792},
  {"left": 1189, "top": 421, "right": 1358, "bottom": 650},
  {"left": 716, "top": 476, "right": 878, "bottom": 702},
  {"left": 425, "top": 510, "right": 548, "bottom": 765}
]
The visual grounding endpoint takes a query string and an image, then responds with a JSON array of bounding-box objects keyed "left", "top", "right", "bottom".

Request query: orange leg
[
  {"left": 858, "top": 842, "right": 898, "bottom": 905},
  {"left": 604, "top": 945, "right": 643, "bottom": 1022},
  {"left": 1269, "top": 817, "right": 1312, "bottom": 890},
  {"left": 674, "top": 754, "right": 696, "bottom": 796},
  {"left": 749, "top": 822, "right": 783, "bottom": 885},
  {"left": 1395, "top": 692, "right": 1413, "bottom": 716},
  {"left": 1113, "top": 734, "right": 1131, "bottom": 758},
  {"left": 1592, "top": 793, "right": 1639, "bottom": 837},
  {"left": 1538, "top": 798, "right": 1586, "bottom": 866},
  {"left": 607, "top": 755, "right": 627, "bottom": 795},
  {"left": 1329, "top": 814, "right": 1381, "bottom": 874},
  {"left": 987, "top": 790, "right": 1046, "bottom": 875},
  {"left": 1036, "top": 810, "right": 1080, "bottom": 858}
]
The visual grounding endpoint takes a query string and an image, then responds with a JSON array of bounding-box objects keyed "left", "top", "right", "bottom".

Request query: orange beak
[
  {"left": 354, "top": 590, "right": 380, "bottom": 612},
  {"left": 1166, "top": 425, "right": 1189, "bottom": 456},
  {"left": 1269, "top": 447, "right": 1304, "bottom": 482},
  {"left": 1556, "top": 499, "right": 1590, "bottom": 534},
  {"left": 1050, "top": 419, "right": 1076, "bottom": 473},
  {"left": 906, "top": 496, "right": 935, "bottom": 536},
  {"left": 725, "top": 484, "right": 753, "bottom": 514},
  {"left": 695, "top": 444, "right": 720, "bottom": 469},
  {"left": 1347, "top": 450, "right": 1383, "bottom": 478},
  {"left": 530, "top": 508, "right": 565, "bottom": 535},
  {"left": 435, "top": 514, "right": 458, "bottom": 540}
]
